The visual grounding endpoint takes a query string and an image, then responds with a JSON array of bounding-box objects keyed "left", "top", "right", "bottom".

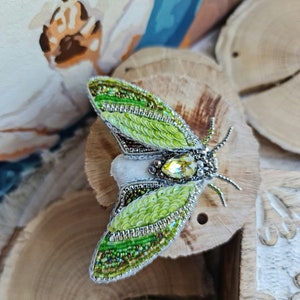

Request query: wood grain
[
  {"left": 114, "top": 47, "right": 242, "bottom": 111},
  {"left": 216, "top": 0, "right": 300, "bottom": 153},
  {"left": 0, "top": 190, "right": 215, "bottom": 300},
  {"left": 256, "top": 169, "right": 300, "bottom": 299},
  {"left": 239, "top": 206, "right": 256, "bottom": 299}
]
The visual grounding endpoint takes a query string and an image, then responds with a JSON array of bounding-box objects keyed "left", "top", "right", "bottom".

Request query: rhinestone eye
[{"left": 154, "top": 159, "right": 162, "bottom": 168}]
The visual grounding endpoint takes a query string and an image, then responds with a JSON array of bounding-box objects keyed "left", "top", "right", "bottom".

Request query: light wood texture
[
  {"left": 216, "top": 0, "right": 300, "bottom": 92},
  {"left": 85, "top": 48, "right": 260, "bottom": 258},
  {"left": 114, "top": 47, "right": 242, "bottom": 111},
  {"left": 85, "top": 119, "right": 119, "bottom": 206},
  {"left": 0, "top": 190, "right": 215, "bottom": 300},
  {"left": 244, "top": 76, "right": 300, "bottom": 154},
  {"left": 256, "top": 169, "right": 300, "bottom": 299},
  {"left": 239, "top": 168, "right": 300, "bottom": 299},
  {"left": 216, "top": 0, "right": 300, "bottom": 154},
  {"left": 239, "top": 206, "right": 256, "bottom": 299}
]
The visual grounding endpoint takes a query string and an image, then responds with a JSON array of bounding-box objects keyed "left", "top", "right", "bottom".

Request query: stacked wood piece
[
  {"left": 216, "top": 0, "right": 300, "bottom": 298},
  {"left": 216, "top": 0, "right": 300, "bottom": 154}
]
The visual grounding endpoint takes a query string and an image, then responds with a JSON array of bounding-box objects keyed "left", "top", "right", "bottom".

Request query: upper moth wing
[
  {"left": 109, "top": 129, "right": 159, "bottom": 157},
  {"left": 88, "top": 76, "right": 202, "bottom": 156},
  {"left": 90, "top": 181, "right": 203, "bottom": 283},
  {"left": 111, "top": 179, "right": 164, "bottom": 217}
]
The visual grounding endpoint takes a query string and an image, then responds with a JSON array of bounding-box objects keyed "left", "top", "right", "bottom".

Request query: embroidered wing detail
[
  {"left": 111, "top": 180, "right": 165, "bottom": 217},
  {"left": 90, "top": 181, "right": 202, "bottom": 283},
  {"left": 88, "top": 76, "right": 202, "bottom": 156}
]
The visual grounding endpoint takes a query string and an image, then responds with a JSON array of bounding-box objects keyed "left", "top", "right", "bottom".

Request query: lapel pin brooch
[{"left": 87, "top": 76, "right": 241, "bottom": 283}]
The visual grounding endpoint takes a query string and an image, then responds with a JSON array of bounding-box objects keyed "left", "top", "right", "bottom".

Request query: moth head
[
  {"left": 148, "top": 125, "right": 241, "bottom": 203},
  {"left": 196, "top": 147, "right": 218, "bottom": 180},
  {"left": 148, "top": 148, "right": 218, "bottom": 183},
  {"left": 198, "top": 126, "right": 234, "bottom": 181}
]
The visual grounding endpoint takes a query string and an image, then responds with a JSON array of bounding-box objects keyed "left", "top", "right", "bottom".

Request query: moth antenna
[
  {"left": 201, "top": 117, "right": 215, "bottom": 145},
  {"left": 211, "top": 127, "right": 233, "bottom": 155},
  {"left": 216, "top": 174, "right": 242, "bottom": 190},
  {"left": 208, "top": 183, "right": 227, "bottom": 207}
]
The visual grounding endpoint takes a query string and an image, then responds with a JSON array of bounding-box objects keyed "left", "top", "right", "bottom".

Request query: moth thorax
[{"left": 202, "top": 152, "right": 218, "bottom": 179}]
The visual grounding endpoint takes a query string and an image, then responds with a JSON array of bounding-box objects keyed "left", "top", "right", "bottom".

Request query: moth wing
[
  {"left": 90, "top": 181, "right": 202, "bottom": 283},
  {"left": 88, "top": 76, "right": 202, "bottom": 156},
  {"left": 111, "top": 179, "right": 164, "bottom": 217}
]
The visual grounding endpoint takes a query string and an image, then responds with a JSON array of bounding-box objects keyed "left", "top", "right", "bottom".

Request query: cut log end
[
  {"left": 0, "top": 190, "right": 215, "bottom": 299},
  {"left": 216, "top": 0, "right": 300, "bottom": 154}
]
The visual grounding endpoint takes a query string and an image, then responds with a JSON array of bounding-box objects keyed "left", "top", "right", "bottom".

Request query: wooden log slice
[
  {"left": 85, "top": 49, "right": 260, "bottom": 258},
  {"left": 239, "top": 205, "right": 256, "bottom": 299},
  {"left": 244, "top": 75, "right": 300, "bottom": 154},
  {"left": 115, "top": 47, "right": 218, "bottom": 73},
  {"left": 240, "top": 169, "right": 300, "bottom": 299},
  {"left": 0, "top": 190, "right": 215, "bottom": 300},
  {"left": 216, "top": 0, "right": 300, "bottom": 153},
  {"left": 114, "top": 47, "right": 242, "bottom": 111},
  {"left": 256, "top": 131, "right": 300, "bottom": 171}
]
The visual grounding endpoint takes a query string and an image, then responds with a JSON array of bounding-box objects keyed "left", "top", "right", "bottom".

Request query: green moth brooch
[{"left": 87, "top": 76, "right": 241, "bottom": 283}]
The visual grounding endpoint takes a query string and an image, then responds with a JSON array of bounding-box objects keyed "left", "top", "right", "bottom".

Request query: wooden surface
[
  {"left": 215, "top": 2, "right": 300, "bottom": 294},
  {"left": 219, "top": 230, "right": 242, "bottom": 299},
  {"left": 0, "top": 190, "right": 215, "bottom": 300},
  {"left": 224, "top": 133, "right": 300, "bottom": 299},
  {"left": 256, "top": 169, "right": 300, "bottom": 299},
  {"left": 216, "top": 0, "right": 300, "bottom": 154},
  {"left": 85, "top": 48, "right": 260, "bottom": 259},
  {"left": 114, "top": 47, "right": 242, "bottom": 111},
  {"left": 239, "top": 205, "right": 256, "bottom": 299}
]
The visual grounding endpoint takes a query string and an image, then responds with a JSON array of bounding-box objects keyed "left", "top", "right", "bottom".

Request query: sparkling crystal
[{"left": 162, "top": 153, "right": 197, "bottom": 179}]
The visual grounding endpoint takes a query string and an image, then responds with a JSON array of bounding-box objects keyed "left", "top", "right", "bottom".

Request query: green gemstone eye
[{"left": 161, "top": 153, "right": 197, "bottom": 179}]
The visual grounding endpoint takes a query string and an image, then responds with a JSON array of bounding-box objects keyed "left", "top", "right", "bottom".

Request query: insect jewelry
[{"left": 87, "top": 76, "right": 241, "bottom": 283}]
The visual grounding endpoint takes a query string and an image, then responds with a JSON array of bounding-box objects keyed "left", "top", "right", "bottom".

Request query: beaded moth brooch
[{"left": 87, "top": 76, "right": 241, "bottom": 283}]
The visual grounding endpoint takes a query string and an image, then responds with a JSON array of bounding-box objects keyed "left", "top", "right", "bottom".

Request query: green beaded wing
[
  {"left": 90, "top": 181, "right": 202, "bottom": 283},
  {"left": 88, "top": 77, "right": 202, "bottom": 156}
]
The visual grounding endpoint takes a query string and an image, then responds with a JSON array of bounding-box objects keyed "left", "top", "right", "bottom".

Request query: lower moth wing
[
  {"left": 87, "top": 76, "right": 202, "bottom": 157},
  {"left": 90, "top": 181, "right": 203, "bottom": 283},
  {"left": 91, "top": 220, "right": 183, "bottom": 283}
]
